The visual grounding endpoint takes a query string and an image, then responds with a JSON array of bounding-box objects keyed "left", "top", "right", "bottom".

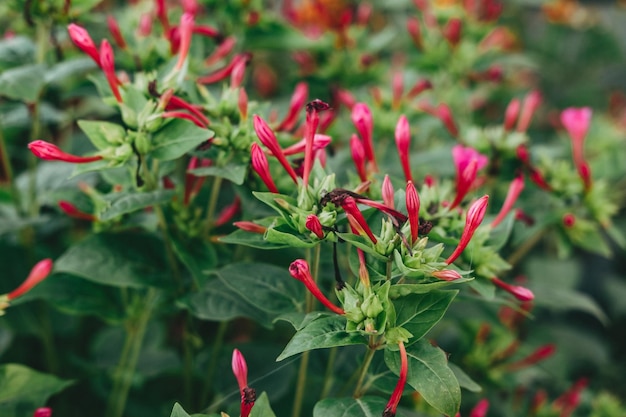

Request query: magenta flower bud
[
  {"left": 516, "top": 144, "right": 531, "bottom": 165},
  {"left": 342, "top": 197, "right": 377, "bottom": 243},
  {"left": 436, "top": 103, "right": 458, "bottom": 137},
  {"left": 250, "top": 143, "right": 279, "bottom": 193},
  {"left": 58, "top": 201, "right": 96, "bottom": 221},
  {"left": 205, "top": 36, "right": 236, "bottom": 66},
  {"left": 383, "top": 341, "right": 407, "bottom": 417},
  {"left": 289, "top": 260, "right": 345, "bottom": 315},
  {"left": 283, "top": 134, "right": 331, "bottom": 156},
  {"left": 230, "top": 56, "right": 247, "bottom": 89},
  {"left": 432, "top": 269, "right": 462, "bottom": 281},
  {"left": 193, "top": 24, "right": 220, "bottom": 38},
  {"left": 516, "top": 90, "right": 542, "bottom": 132},
  {"left": 276, "top": 82, "right": 308, "bottom": 132},
  {"left": 504, "top": 98, "right": 520, "bottom": 131},
  {"left": 469, "top": 399, "right": 490, "bottom": 417},
  {"left": 406, "top": 79, "right": 432, "bottom": 99},
  {"left": 490, "top": 175, "right": 525, "bottom": 228},
  {"left": 138, "top": 13, "right": 153, "bottom": 36},
  {"left": 99, "top": 40, "right": 122, "bottom": 103},
  {"left": 350, "top": 134, "right": 367, "bottom": 182},
  {"left": 234, "top": 221, "right": 267, "bottom": 234},
  {"left": 351, "top": 103, "right": 377, "bottom": 170},
  {"left": 8, "top": 259, "right": 53, "bottom": 300},
  {"left": 162, "top": 111, "right": 208, "bottom": 128},
  {"left": 175, "top": 13, "right": 195, "bottom": 70},
  {"left": 167, "top": 96, "right": 210, "bottom": 127},
  {"left": 578, "top": 161, "right": 592, "bottom": 191},
  {"left": 107, "top": 15, "right": 127, "bottom": 49},
  {"left": 406, "top": 181, "right": 420, "bottom": 243},
  {"left": 155, "top": 0, "right": 170, "bottom": 32},
  {"left": 214, "top": 196, "right": 241, "bottom": 227},
  {"left": 198, "top": 53, "right": 250, "bottom": 84},
  {"left": 443, "top": 18, "right": 462, "bottom": 46},
  {"left": 305, "top": 214, "right": 324, "bottom": 239},
  {"left": 28, "top": 140, "right": 103, "bottom": 163},
  {"left": 303, "top": 99, "right": 330, "bottom": 187},
  {"left": 395, "top": 115, "right": 412, "bottom": 183},
  {"left": 491, "top": 276, "right": 534, "bottom": 301},
  {"left": 406, "top": 17, "right": 423, "bottom": 49},
  {"left": 252, "top": 115, "right": 298, "bottom": 183},
  {"left": 336, "top": 89, "right": 356, "bottom": 109},
  {"left": 238, "top": 88, "right": 248, "bottom": 120},
  {"left": 529, "top": 168, "right": 552, "bottom": 191},
  {"left": 382, "top": 175, "right": 395, "bottom": 209},
  {"left": 446, "top": 195, "right": 489, "bottom": 264},
  {"left": 67, "top": 24, "right": 100, "bottom": 65},
  {"left": 392, "top": 71, "right": 404, "bottom": 109},
  {"left": 33, "top": 408, "right": 52, "bottom": 417},
  {"left": 450, "top": 145, "right": 488, "bottom": 209},
  {"left": 562, "top": 213, "right": 576, "bottom": 228},
  {"left": 507, "top": 344, "right": 555, "bottom": 371},
  {"left": 232, "top": 349, "right": 255, "bottom": 417}
]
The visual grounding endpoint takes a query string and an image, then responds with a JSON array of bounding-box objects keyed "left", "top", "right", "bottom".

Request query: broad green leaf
[
  {"left": 54, "top": 233, "right": 170, "bottom": 288},
  {"left": 389, "top": 279, "right": 473, "bottom": 298},
  {"left": 313, "top": 396, "right": 403, "bottom": 417},
  {"left": 171, "top": 238, "right": 217, "bottom": 286},
  {"left": 277, "top": 315, "right": 367, "bottom": 361},
  {"left": 336, "top": 232, "right": 389, "bottom": 261},
  {"left": 219, "top": 228, "right": 291, "bottom": 250},
  {"left": 252, "top": 192, "right": 296, "bottom": 219},
  {"left": 393, "top": 291, "right": 457, "bottom": 344},
  {"left": 385, "top": 339, "right": 460, "bottom": 417},
  {"left": 151, "top": 119, "right": 214, "bottom": 161},
  {"left": 99, "top": 190, "right": 175, "bottom": 220},
  {"left": 486, "top": 212, "right": 515, "bottom": 250},
  {"left": 0, "top": 36, "right": 35, "bottom": 69},
  {"left": 44, "top": 58, "right": 96, "bottom": 85},
  {"left": 0, "top": 364, "right": 73, "bottom": 417},
  {"left": 251, "top": 392, "right": 277, "bottom": 417},
  {"left": 170, "top": 403, "right": 191, "bottom": 417},
  {"left": 78, "top": 120, "right": 126, "bottom": 150},
  {"left": 532, "top": 281, "right": 608, "bottom": 324},
  {"left": 190, "top": 163, "right": 248, "bottom": 185},
  {"left": 265, "top": 225, "right": 317, "bottom": 248},
  {"left": 449, "top": 363, "right": 481, "bottom": 392},
  {"left": 0, "top": 64, "right": 45, "bottom": 102},
  {"left": 274, "top": 311, "right": 326, "bottom": 330}
]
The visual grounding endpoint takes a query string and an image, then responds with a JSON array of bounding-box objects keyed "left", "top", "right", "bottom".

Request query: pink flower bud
[
  {"left": 58, "top": 201, "right": 96, "bottom": 221},
  {"left": 504, "top": 98, "right": 520, "bottom": 131},
  {"left": 303, "top": 99, "right": 330, "bottom": 187},
  {"left": 253, "top": 115, "right": 298, "bottom": 183},
  {"left": 282, "top": 134, "right": 331, "bottom": 156},
  {"left": 432, "top": 269, "right": 462, "bottom": 281},
  {"left": 336, "top": 89, "right": 356, "bottom": 109},
  {"left": 436, "top": 103, "right": 458, "bottom": 137},
  {"left": 198, "top": 53, "right": 250, "bottom": 85},
  {"left": 205, "top": 36, "right": 236, "bottom": 66},
  {"left": 155, "top": 0, "right": 170, "bottom": 32},
  {"left": 193, "top": 24, "right": 220, "bottom": 38},
  {"left": 562, "top": 213, "right": 576, "bottom": 228},
  {"left": 406, "top": 181, "right": 421, "bottom": 243},
  {"left": 382, "top": 175, "right": 395, "bottom": 209},
  {"left": 395, "top": 115, "right": 412, "bottom": 183},
  {"left": 162, "top": 111, "right": 208, "bottom": 128},
  {"left": 214, "top": 196, "right": 241, "bottom": 227},
  {"left": 234, "top": 221, "right": 266, "bottom": 234},
  {"left": 351, "top": 103, "right": 377, "bottom": 170},
  {"left": 450, "top": 145, "right": 488, "bottom": 209},
  {"left": 392, "top": 71, "right": 404, "bottom": 109},
  {"left": 238, "top": 88, "right": 248, "bottom": 120},
  {"left": 8, "top": 259, "right": 53, "bottom": 300},
  {"left": 443, "top": 18, "right": 462, "bottom": 46},
  {"left": 507, "top": 344, "right": 555, "bottom": 371},
  {"left": 383, "top": 341, "right": 408, "bottom": 417},
  {"left": 342, "top": 197, "right": 378, "bottom": 244},
  {"left": 446, "top": 195, "right": 489, "bottom": 264},
  {"left": 28, "top": 140, "right": 103, "bottom": 163},
  {"left": 406, "top": 17, "right": 423, "bottom": 49},
  {"left": 230, "top": 56, "right": 247, "bottom": 89},
  {"left": 250, "top": 143, "right": 278, "bottom": 193},
  {"left": 33, "top": 408, "right": 52, "bottom": 417},
  {"left": 175, "top": 13, "right": 195, "bottom": 70},
  {"left": 529, "top": 168, "right": 552, "bottom": 191},
  {"left": 516, "top": 90, "right": 542, "bottom": 132},
  {"left": 490, "top": 175, "right": 525, "bottom": 228},
  {"left": 561, "top": 107, "right": 592, "bottom": 157},
  {"left": 469, "top": 399, "right": 489, "bottom": 417},
  {"left": 67, "top": 24, "right": 100, "bottom": 65},
  {"left": 406, "top": 79, "right": 432, "bottom": 99},
  {"left": 491, "top": 276, "right": 534, "bottom": 301},
  {"left": 350, "top": 134, "right": 367, "bottom": 182},
  {"left": 231, "top": 349, "right": 255, "bottom": 417},
  {"left": 276, "top": 82, "right": 308, "bottom": 131},
  {"left": 138, "top": 13, "right": 153, "bottom": 36},
  {"left": 289, "top": 260, "right": 345, "bottom": 315},
  {"left": 99, "top": 40, "right": 122, "bottom": 103},
  {"left": 305, "top": 214, "right": 324, "bottom": 239},
  {"left": 167, "top": 96, "right": 210, "bottom": 127},
  {"left": 107, "top": 16, "right": 127, "bottom": 49}
]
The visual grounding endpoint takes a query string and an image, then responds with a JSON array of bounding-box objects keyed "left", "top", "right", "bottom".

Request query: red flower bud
[
  {"left": 395, "top": 115, "right": 412, "bottom": 183},
  {"left": 504, "top": 98, "right": 520, "bottom": 131},
  {"left": 175, "top": 13, "right": 195, "bottom": 70},
  {"left": 214, "top": 196, "right": 241, "bottom": 227},
  {"left": 491, "top": 276, "right": 534, "bottom": 301},
  {"left": 516, "top": 90, "right": 542, "bottom": 132},
  {"left": 490, "top": 175, "right": 524, "bottom": 228},
  {"left": 436, "top": 103, "right": 459, "bottom": 137},
  {"left": 276, "top": 82, "right": 308, "bottom": 132},
  {"left": 443, "top": 18, "right": 462, "bottom": 46},
  {"left": 303, "top": 99, "right": 330, "bottom": 187},
  {"left": 67, "top": 24, "right": 100, "bottom": 65},
  {"left": 350, "top": 134, "right": 367, "bottom": 182},
  {"left": 231, "top": 349, "right": 255, "bottom": 417},
  {"left": 392, "top": 71, "right": 404, "bottom": 109},
  {"left": 28, "top": 140, "right": 103, "bottom": 163},
  {"left": 351, "top": 103, "right": 377, "bottom": 170},
  {"left": 383, "top": 341, "right": 408, "bottom": 417},
  {"left": 58, "top": 201, "right": 96, "bottom": 221},
  {"left": 342, "top": 197, "right": 377, "bottom": 244},
  {"left": 99, "top": 39, "right": 122, "bottom": 102},
  {"left": 432, "top": 269, "right": 462, "bottom": 281},
  {"left": 198, "top": 53, "right": 250, "bottom": 85},
  {"left": 107, "top": 16, "right": 127, "bottom": 49},
  {"left": 33, "top": 408, "right": 52, "bottom": 417},
  {"left": 469, "top": 399, "right": 489, "bottom": 417},
  {"left": 250, "top": 143, "right": 278, "bottom": 193},
  {"left": 450, "top": 145, "right": 488, "bottom": 209},
  {"left": 562, "top": 213, "right": 576, "bottom": 228},
  {"left": 406, "top": 79, "right": 432, "bottom": 99},
  {"left": 253, "top": 115, "right": 298, "bottom": 183},
  {"left": 382, "top": 175, "right": 395, "bottom": 209},
  {"left": 406, "top": 17, "right": 423, "bottom": 49},
  {"left": 289, "top": 260, "right": 345, "bottom": 315},
  {"left": 305, "top": 214, "right": 324, "bottom": 239},
  {"left": 205, "top": 36, "right": 236, "bottom": 66},
  {"left": 8, "top": 259, "right": 53, "bottom": 300},
  {"left": 406, "top": 181, "right": 421, "bottom": 243},
  {"left": 234, "top": 221, "right": 266, "bottom": 234},
  {"left": 230, "top": 56, "right": 247, "bottom": 89},
  {"left": 446, "top": 195, "right": 489, "bottom": 264},
  {"left": 238, "top": 88, "right": 249, "bottom": 120},
  {"left": 282, "top": 134, "right": 331, "bottom": 156}
]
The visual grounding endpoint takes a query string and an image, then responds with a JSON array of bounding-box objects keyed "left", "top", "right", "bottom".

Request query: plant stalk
[
  {"left": 353, "top": 344, "right": 377, "bottom": 398},
  {"left": 200, "top": 320, "right": 229, "bottom": 407}
]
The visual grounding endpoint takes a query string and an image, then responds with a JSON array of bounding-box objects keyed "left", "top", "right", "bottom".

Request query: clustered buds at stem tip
[
  {"left": 289, "top": 260, "right": 345, "bottom": 315},
  {"left": 8, "top": 259, "right": 53, "bottom": 300},
  {"left": 383, "top": 341, "right": 407, "bottom": 417},
  {"left": 445, "top": 195, "right": 489, "bottom": 264}
]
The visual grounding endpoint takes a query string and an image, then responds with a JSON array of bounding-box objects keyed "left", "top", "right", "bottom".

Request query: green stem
[
  {"left": 182, "top": 318, "right": 194, "bottom": 409},
  {"left": 38, "top": 302, "right": 59, "bottom": 374},
  {"left": 203, "top": 176, "right": 223, "bottom": 236},
  {"left": 506, "top": 228, "right": 547, "bottom": 267},
  {"left": 320, "top": 347, "right": 338, "bottom": 398},
  {"left": 305, "top": 245, "right": 321, "bottom": 312},
  {"left": 105, "top": 289, "right": 158, "bottom": 417},
  {"left": 200, "top": 320, "right": 229, "bottom": 407},
  {"left": 386, "top": 259, "right": 393, "bottom": 281},
  {"left": 0, "top": 125, "right": 21, "bottom": 213},
  {"left": 352, "top": 344, "right": 377, "bottom": 398}
]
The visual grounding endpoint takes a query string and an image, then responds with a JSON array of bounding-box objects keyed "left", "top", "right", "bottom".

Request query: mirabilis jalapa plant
[{"left": 2, "top": 0, "right": 626, "bottom": 416}]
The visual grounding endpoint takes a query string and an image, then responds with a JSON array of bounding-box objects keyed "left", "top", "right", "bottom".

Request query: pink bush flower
[
  {"left": 395, "top": 115, "right": 412, "bottom": 183},
  {"left": 232, "top": 349, "right": 255, "bottom": 417},
  {"left": 446, "top": 195, "right": 489, "bottom": 264},
  {"left": 490, "top": 175, "right": 525, "bottom": 228},
  {"left": 450, "top": 145, "right": 488, "bottom": 209},
  {"left": 406, "top": 181, "right": 421, "bottom": 243},
  {"left": 28, "top": 140, "right": 103, "bottom": 163},
  {"left": 289, "top": 260, "right": 345, "bottom": 315},
  {"left": 7, "top": 259, "right": 53, "bottom": 300}
]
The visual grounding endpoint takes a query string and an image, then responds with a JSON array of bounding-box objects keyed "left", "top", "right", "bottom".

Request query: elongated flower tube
[
  {"left": 205, "top": 36, "right": 236, "bottom": 66},
  {"left": 239, "top": 88, "right": 249, "bottom": 120},
  {"left": 491, "top": 276, "right": 534, "bottom": 301},
  {"left": 250, "top": 143, "right": 279, "bottom": 193},
  {"left": 469, "top": 399, "right": 490, "bottom": 417},
  {"left": 276, "top": 82, "right": 308, "bottom": 131},
  {"left": 234, "top": 221, "right": 266, "bottom": 234},
  {"left": 282, "top": 134, "right": 331, "bottom": 156},
  {"left": 350, "top": 134, "right": 368, "bottom": 182},
  {"left": 432, "top": 269, "right": 462, "bottom": 281},
  {"left": 392, "top": 71, "right": 404, "bottom": 109},
  {"left": 395, "top": 115, "right": 412, "bottom": 182},
  {"left": 175, "top": 13, "right": 194, "bottom": 70},
  {"left": 504, "top": 98, "right": 520, "bottom": 131},
  {"left": 303, "top": 99, "right": 330, "bottom": 186},
  {"left": 382, "top": 175, "right": 395, "bottom": 209},
  {"left": 107, "top": 16, "right": 127, "bottom": 49},
  {"left": 162, "top": 111, "right": 208, "bottom": 128},
  {"left": 516, "top": 90, "right": 542, "bottom": 132},
  {"left": 446, "top": 195, "right": 489, "bottom": 264},
  {"left": 352, "top": 103, "right": 377, "bottom": 171},
  {"left": 436, "top": 104, "right": 459, "bottom": 137},
  {"left": 253, "top": 115, "right": 298, "bottom": 183},
  {"left": 406, "top": 181, "right": 420, "bottom": 243},
  {"left": 232, "top": 349, "right": 255, "bottom": 417},
  {"left": 99, "top": 40, "right": 122, "bottom": 102},
  {"left": 28, "top": 140, "right": 103, "bottom": 163},
  {"left": 443, "top": 18, "right": 462, "bottom": 46},
  {"left": 58, "top": 201, "right": 96, "bottom": 221},
  {"left": 155, "top": 0, "right": 170, "bottom": 32},
  {"left": 305, "top": 214, "right": 324, "bottom": 239},
  {"left": 193, "top": 24, "right": 220, "bottom": 38},
  {"left": 406, "top": 17, "right": 423, "bottom": 49},
  {"left": 490, "top": 175, "right": 525, "bottom": 228},
  {"left": 289, "top": 260, "right": 345, "bottom": 315},
  {"left": 230, "top": 57, "right": 247, "bottom": 89},
  {"left": 33, "top": 408, "right": 52, "bottom": 417},
  {"left": 383, "top": 341, "right": 408, "bottom": 417},
  {"left": 450, "top": 145, "right": 488, "bottom": 209},
  {"left": 342, "top": 197, "right": 377, "bottom": 243},
  {"left": 506, "top": 344, "right": 555, "bottom": 371},
  {"left": 561, "top": 107, "right": 593, "bottom": 190},
  {"left": 67, "top": 24, "right": 100, "bottom": 65},
  {"left": 167, "top": 96, "right": 210, "bottom": 127},
  {"left": 406, "top": 79, "right": 432, "bottom": 99},
  {"left": 198, "top": 53, "right": 249, "bottom": 84},
  {"left": 554, "top": 378, "right": 587, "bottom": 417},
  {"left": 6, "top": 259, "right": 53, "bottom": 301},
  {"left": 214, "top": 196, "right": 241, "bottom": 227}
]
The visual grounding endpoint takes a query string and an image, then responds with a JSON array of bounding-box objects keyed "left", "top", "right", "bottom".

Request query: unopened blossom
[
  {"left": 436, "top": 104, "right": 459, "bottom": 137},
  {"left": 250, "top": 143, "right": 278, "bottom": 193},
  {"left": 305, "top": 214, "right": 324, "bottom": 239},
  {"left": 336, "top": 89, "right": 356, "bottom": 109},
  {"left": 253, "top": 115, "right": 298, "bottom": 183},
  {"left": 392, "top": 72, "right": 404, "bottom": 109},
  {"left": 138, "top": 13, "right": 153, "bottom": 36},
  {"left": 506, "top": 344, "right": 555, "bottom": 371},
  {"left": 107, "top": 16, "right": 127, "bottom": 49},
  {"left": 175, "top": 13, "right": 195, "bottom": 70},
  {"left": 33, "top": 408, "right": 52, "bottom": 417},
  {"left": 99, "top": 40, "right": 122, "bottom": 102},
  {"left": 351, "top": 103, "right": 377, "bottom": 171},
  {"left": 406, "top": 79, "right": 432, "bottom": 99},
  {"left": 214, "top": 196, "right": 241, "bottom": 227},
  {"left": 443, "top": 18, "right": 462, "bottom": 46},
  {"left": 230, "top": 57, "right": 247, "bottom": 89},
  {"left": 350, "top": 134, "right": 368, "bottom": 182},
  {"left": 167, "top": 96, "right": 210, "bottom": 127},
  {"left": 276, "top": 82, "right": 309, "bottom": 131},
  {"left": 406, "top": 17, "right": 423, "bottom": 49},
  {"left": 238, "top": 88, "right": 249, "bottom": 120},
  {"left": 28, "top": 140, "right": 103, "bottom": 163},
  {"left": 205, "top": 36, "right": 236, "bottom": 66},
  {"left": 162, "top": 111, "right": 208, "bottom": 128},
  {"left": 289, "top": 260, "right": 345, "bottom": 315},
  {"left": 395, "top": 115, "right": 413, "bottom": 182},
  {"left": 450, "top": 145, "right": 488, "bottom": 209},
  {"left": 491, "top": 276, "right": 534, "bottom": 301},
  {"left": 282, "top": 134, "right": 331, "bottom": 156},
  {"left": 562, "top": 213, "right": 576, "bottom": 228},
  {"left": 561, "top": 107, "right": 593, "bottom": 190},
  {"left": 382, "top": 175, "right": 395, "bottom": 209},
  {"left": 58, "top": 201, "right": 96, "bottom": 221},
  {"left": 432, "top": 269, "right": 462, "bottom": 281},
  {"left": 303, "top": 99, "right": 331, "bottom": 187},
  {"left": 232, "top": 349, "right": 255, "bottom": 417},
  {"left": 553, "top": 378, "right": 587, "bottom": 417},
  {"left": 155, "top": 0, "right": 170, "bottom": 32},
  {"left": 382, "top": 341, "right": 408, "bottom": 417},
  {"left": 67, "top": 24, "right": 100, "bottom": 65},
  {"left": 342, "top": 197, "right": 377, "bottom": 243},
  {"left": 198, "top": 53, "right": 250, "bottom": 84},
  {"left": 469, "top": 399, "right": 489, "bottom": 417},
  {"left": 446, "top": 195, "right": 489, "bottom": 264},
  {"left": 516, "top": 90, "right": 542, "bottom": 132},
  {"left": 6, "top": 259, "right": 53, "bottom": 301},
  {"left": 406, "top": 181, "right": 421, "bottom": 243},
  {"left": 234, "top": 221, "right": 267, "bottom": 234},
  {"left": 490, "top": 175, "right": 525, "bottom": 228},
  {"left": 504, "top": 98, "right": 520, "bottom": 131}
]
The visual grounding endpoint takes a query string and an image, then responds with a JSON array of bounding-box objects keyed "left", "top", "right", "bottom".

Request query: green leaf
[
  {"left": 487, "top": 212, "right": 515, "bottom": 250},
  {"left": 151, "top": 119, "right": 214, "bottom": 160},
  {"left": 0, "top": 364, "right": 73, "bottom": 417},
  {"left": 385, "top": 339, "right": 460, "bottom": 417},
  {"left": 532, "top": 281, "right": 608, "bottom": 324},
  {"left": 264, "top": 225, "right": 317, "bottom": 248},
  {"left": 99, "top": 190, "right": 175, "bottom": 220},
  {"left": 251, "top": 392, "right": 277, "bottom": 417},
  {"left": 78, "top": 120, "right": 126, "bottom": 150},
  {"left": 171, "top": 238, "right": 217, "bottom": 286},
  {"left": 0, "top": 36, "right": 35, "bottom": 69},
  {"left": 170, "top": 403, "right": 191, "bottom": 417},
  {"left": 0, "top": 64, "right": 45, "bottom": 102},
  {"left": 449, "top": 363, "right": 481, "bottom": 393},
  {"left": 219, "top": 228, "right": 291, "bottom": 250},
  {"left": 190, "top": 163, "right": 248, "bottom": 185},
  {"left": 393, "top": 291, "right": 457, "bottom": 344},
  {"left": 274, "top": 311, "right": 326, "bottom": 330},
  {"left": 313, "top": 396, "right": 401, "bottom": 417},
  {"left": 335, "top": 232, "right": 389, "bottom": 261},
  {"left": 54, "top": 232, "right": 170, "bottom": 288},
  {"left": 277, "top": 315, "right": 367, "bottom": 361},
  {"left": 389, "top": 279, "right": 473, "bottom": 298},
  {"left": 45, "top": 57, "right": 96, "bottom": 85}
]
